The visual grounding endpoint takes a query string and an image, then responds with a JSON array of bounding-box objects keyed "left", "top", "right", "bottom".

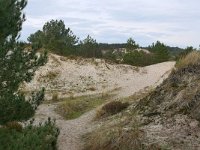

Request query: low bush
[
  {"left": 0, "top": 95, "right": 34, "bottom": 125},
  {"left": 96, "top": 101, "right": 129, "bottom": 118},
  {"left": 0, "top": 119, "right": 59, "bottom": 150},
  {"left": 0, "top": 89, "right": 45, "bottom": 125},
  {"left": 123, "top": 51, "right": 156, "bottom": 67}
]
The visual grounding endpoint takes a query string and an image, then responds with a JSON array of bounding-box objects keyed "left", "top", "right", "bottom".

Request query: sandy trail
[
  {"left": 34, "top": 104, "right": 96, "bottom": 150},
  {"left": 33, "top": 61, "right": 175, "bottom": 150}
]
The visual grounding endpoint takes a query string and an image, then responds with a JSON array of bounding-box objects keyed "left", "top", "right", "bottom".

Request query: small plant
[
  {"left": 5, "top": 121, "right": 23, "bottom": 132},
  {"left": 52, "top": 92, "right": 59, "bottom": 102},
  {"left": 88, "top": 87, "right": 96, "bottom": 91},
  {"left": 60, "top": 56, "right": 67, "bottom": 61},
  {"left": 41, "top": 71, "right": 59, "bottom": 81},
  {"left": 69, "top": 92, "right": 74, "bottom": 99},
  {"left": 96, "top": 101, "right": 129, "bottom": 118},
  {"left": 68, "top": 55, "right": 78, "bottom": 60}
]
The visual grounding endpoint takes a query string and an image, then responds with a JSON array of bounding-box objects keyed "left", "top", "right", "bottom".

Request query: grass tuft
[
  {"left": 83, "top": 114, "right": 146, "bottom": 150},
  {"left": 176, "top": 51, "right": 200, "bottom": 69},
  {"left": 55, "top": 95, "right": 111, "bottom": 120},
  {"left": 96, "top": 101, "right": 129, "bottom": 119},
  {"left": 52, "top": 92, "right": 59, "bottom": 102}
]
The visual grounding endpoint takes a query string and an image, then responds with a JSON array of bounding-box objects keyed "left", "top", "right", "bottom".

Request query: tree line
[
  {"left": 28, "top": 19, "right": 195, "bottom": 66},
  {"left": 28, "top": 20, "right": 102, "bottom": 58}
]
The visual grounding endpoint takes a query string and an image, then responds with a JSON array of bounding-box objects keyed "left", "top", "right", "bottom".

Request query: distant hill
[{"left": 99, "top": 43, "right": 184, "bottom": 58}]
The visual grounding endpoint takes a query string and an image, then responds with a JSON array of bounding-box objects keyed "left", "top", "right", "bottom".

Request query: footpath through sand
[{"left": 32, "top": 61, "right": 175, "bottom": 150}]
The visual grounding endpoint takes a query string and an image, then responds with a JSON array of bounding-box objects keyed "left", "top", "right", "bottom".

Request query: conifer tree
[{"left": 0, "top": 0, "right": 47, "bottom": 124}]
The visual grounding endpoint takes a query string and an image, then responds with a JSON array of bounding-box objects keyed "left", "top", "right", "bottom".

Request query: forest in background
[{"left": 27, "top": 19, "right": 195, "bottom": 66}]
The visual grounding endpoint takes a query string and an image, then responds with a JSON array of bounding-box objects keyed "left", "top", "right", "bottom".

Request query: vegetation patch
[
  {"left": 84, "top": 105, "right": 168, "bottom": 150},
  {"left": 96, "top": 101, "right": 129, "bottom": 119},
  {"left": 87, "top": 87, "right": 97, "bottom": 91},
  {"left": 40, "top": 71, "right": 59, "bottom": 81},
  {"left": 55, "top": 95, "right": 110, "bottom": 120},
  {"left": 0, "top": 120, "right": 59, "bottom": 150},
  {"left": 83, "top": 87, "right": 165, "bottom": 150},
  {"left": 176, "top": 51, "right": 200, "bottom": 69},
  {"left": 52, "top": 92, "right": 59, "bottom": 102},
  {"left": 5, "top": 121, "right": 23, "bottom": 132},
  {"left": 83, "top": 112, "right": 161, "bottom": 150}
]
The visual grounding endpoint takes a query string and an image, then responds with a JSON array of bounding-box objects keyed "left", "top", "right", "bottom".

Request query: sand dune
[
  {"left": 27, "top": 54, "right": 175, "bottom": 150},
  {"left": 23, "top": 54, "right": 175, "bottom": 100}
]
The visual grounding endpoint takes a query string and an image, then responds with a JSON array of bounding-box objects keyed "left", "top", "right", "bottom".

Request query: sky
[{"left": 21, "top": 0, "right": 200, "bottom": 48}]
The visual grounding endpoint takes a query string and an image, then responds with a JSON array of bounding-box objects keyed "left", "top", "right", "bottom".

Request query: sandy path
[
  {"left": 34, "top": 104, "right": 96, "bottom": 150},
  {"left": 33, "top": 61, "right": 175, "bottom": 150},
  {"left": 57, "top": 110, "right": 96, "bottom": 150},
  {"left": 115, "top": 61, "right": 175, "bottom": 98}
]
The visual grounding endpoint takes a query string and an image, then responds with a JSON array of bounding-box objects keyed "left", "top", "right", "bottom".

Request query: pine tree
[
  {"left": 126, "top": 38, "right": 139, "bottom": 51},
  {"left": 149, "top": 41, "right": 170, "bottom": 62},
  {"left": 0, "top": 0, "right": 47, "bottom": 124},
  {"left": 79, "top": 35, "right": 102, "bottom": 58},
  {"left": 28, "top": 19, "right": 78, "bottom": 55}
]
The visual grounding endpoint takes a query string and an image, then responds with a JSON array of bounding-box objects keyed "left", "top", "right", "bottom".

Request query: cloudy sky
[{"left": 21, "top": 0, "right": 200, "bottom": 48}]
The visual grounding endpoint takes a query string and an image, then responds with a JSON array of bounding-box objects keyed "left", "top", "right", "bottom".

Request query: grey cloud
[{"left": 20, "top": 0, "right": 200, "bottom": 48}]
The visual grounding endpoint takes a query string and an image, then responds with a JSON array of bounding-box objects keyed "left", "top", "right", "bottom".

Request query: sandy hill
[
  {"left": 83, "top": 58, "right": 200, "bottom": 150},
  {"left": 22, "top": 54, "right": 175, "bottom": 100},
  {"left": 23, "top": 53, "right": 175, "bottom": 150},
  {"left": 135, "top": 63, "right": 200, "bottom": 149}
]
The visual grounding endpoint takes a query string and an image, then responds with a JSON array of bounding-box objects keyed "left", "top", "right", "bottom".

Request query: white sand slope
[
  {"left": 29, "top": 54, "right": 175, "bottom": 150},
  {"left": 23, "top": 54, "right": 175, "bottom": 99}
]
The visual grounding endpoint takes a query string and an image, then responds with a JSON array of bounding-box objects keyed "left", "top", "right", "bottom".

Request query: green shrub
[
  {"left": 0, "top": 95, "right": 34, "bottom": 125},
  {"left": 0, "top": 119, "right": 59, "bottom": 150},
  {"left": 123, "top": 51, "right": 155, "bottom": 66},
  {"left": 0, "top": 89, "right": 45, "bottom": 125},
  {"left": 148, "top": 41, "right": 170, "bottom": 62}
]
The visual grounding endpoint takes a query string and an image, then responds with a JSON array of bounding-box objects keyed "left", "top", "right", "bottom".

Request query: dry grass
[
  {"left": 60, "top": 55, "right": 80, "bottom": 61},
  {"left": 50, "top": 54, "right": 61, "bottom": 65},
  {"left": 84, "top": 105, "right": 167, "bottom": 150},
  {"left": 87, "top": 87, "right": 96, "bottom": 91},
  {"left": 55, "top": 94, "right": 112, "bottom": 120},
  {"left": 5, "top": 121, "right": 23, "bottom": 132},
  {"left": 96, "top": 101, "right": 129, "bottom": 119},
  {"left": 120, "top": 87, "right": 154, "bottom": 104},
  {"left": 40, "top": 70, "right": 59, "bottom": 81},
  {"left": 176, "top": 51, "right": 200, "bottom": 69},
  {"left": 83, "top": 113, "right": 147, "bottom": 150},
  {"left": 83, "top": 87, "right": 162, "bottom": 150},
  {"left": 52, "top": 92, "right": 59, "bottom": 102}
]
